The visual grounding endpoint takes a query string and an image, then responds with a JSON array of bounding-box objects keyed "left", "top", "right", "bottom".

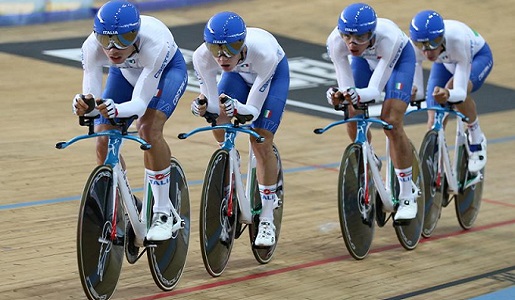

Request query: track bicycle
[
  {"left": 314, "top": 101, "right": 425, "bottom": 260},
  {"left": 56, "top": 112, "right": 190, "bottom": 300},
  {"left": 407, "top": 99, "right": 484, "bottom": 237},
  {"left": 178, "top": 103, "right": 284, "bottom": 277}
]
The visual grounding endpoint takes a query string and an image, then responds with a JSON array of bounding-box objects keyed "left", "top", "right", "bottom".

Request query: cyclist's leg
[
  {"left": 454, "top": 44, "right": 492, "bottom": 172},
  {"left": 349, "top": 56, "right": 373, "bottom": 142},
  {"left": 425, "top": 63, "right": 452, "bottom": 129},
  {"left": 141, "top": 50, "right": 188, "bottom": 241},
  {"left": 95, "top": 66, "right": 133, "bottom": 165},
  {"left": 253, "top": 58, "right": 288, "bottom": 246},
  {"left": 382, "top": 43, "right": 416, "bottom": 220}
]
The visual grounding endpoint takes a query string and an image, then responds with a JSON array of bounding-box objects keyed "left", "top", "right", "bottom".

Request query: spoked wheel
[
  {"left": 200, "top": 149, "right": 238, "bottom": 277},
  {"left": 338, "top": 143, "right": 375, "bottom": 260},
  {"left": 77, "top": 165, "right": 125, "bottom": 300},
  {"left": 455, "top": 141, "right": 484, "bottom": 229},
  {"left": 249, "top": 144, "right": 284, "bottom": 264},
  {"left": 392, "top": 142, "right": 425, "bottom": 250},
  {"left": 419, "top": 130, "right": 445, "bottom": 238},
  {"left": 147, "top": 157, "right": 190, "bottom": 290}
]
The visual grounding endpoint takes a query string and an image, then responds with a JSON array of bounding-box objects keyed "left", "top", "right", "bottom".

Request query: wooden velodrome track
[{"left": 1, "top": 0, "right": 515, "bottom": 299}]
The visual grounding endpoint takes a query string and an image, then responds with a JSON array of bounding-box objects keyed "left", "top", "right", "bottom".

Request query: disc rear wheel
[
  {"left": 249, "top": 144, "right": 284, "bottom": 264},
  {"left": 455, "top": 140, "right": 483, "bottom": 229},
  {"left": 392, "top": 142, "right": 425, "bottom": 250},
  {"left": 147, "top": 157, "right": 190, "bottom": 290}
]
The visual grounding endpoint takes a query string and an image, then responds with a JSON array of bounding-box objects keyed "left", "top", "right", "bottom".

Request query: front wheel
[
  {"left": 419, "top": 130, "right": 445, "bottom": 238},
  {"left": 77, "top": 165, "right": 124, "bottom": 300},
  {"left": 249, "top": 144, "right": 284, "bottom": 264},
  {"left": 147, "top": 157, "right": 190, "bottom": 291},
  {"left": 199, "top": 149, "right": 238, "bottom": 277},
  {"left": 338, "top": 143, "right": 375, "bottom": 260},
  {"left": 455, "top": 139, "right": 483, "bottom": 229},
  {"left": 392, "top": 142, "right": 425, "bottom": 251}
]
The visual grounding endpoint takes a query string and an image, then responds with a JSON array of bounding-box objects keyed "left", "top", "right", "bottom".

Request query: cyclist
[
  {"left": 191, "top": 11, "right": 290, "bottom": 246},
  {"left": 326, "top": 3, "right": 417, "bottom": 221},
  {"left": 72, "top": 0, "right": 188, "bottom": 241},
  {"left": 410, "top": 10, "right": 492, "bottom": 173}
]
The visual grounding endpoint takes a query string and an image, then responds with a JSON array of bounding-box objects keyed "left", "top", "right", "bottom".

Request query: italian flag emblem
[
  {"left": 395, "top": 83, "right": 403, "bottom": 90},
  {"left": 264, "top": 110, "right": 272, "bottom": 118}
]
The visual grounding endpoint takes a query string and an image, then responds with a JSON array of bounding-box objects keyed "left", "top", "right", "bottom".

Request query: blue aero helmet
[
  {"left": 93, "top": 1, "right": 141, "bottom": 50},
  {"left": 204, "top": 11, "right": 247, "bottom": 58},
  {"left": 410, "top": 10, "right": 445, "bottom": 50},
  {"left": 338, "top": 3, "right": 377, "bottom": 44}
]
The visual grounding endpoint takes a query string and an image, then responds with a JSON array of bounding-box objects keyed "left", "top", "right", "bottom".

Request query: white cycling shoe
[
  {"left": 468, "top": 134, "right": 487, "bottom": 173},
  {"left": 394, "top": 196, "right": 417, "bottom": 221},
  {"left": 146, "top": 212, "right": 175, "bottom": 241},
  {"left": 254, "top": 219, "right": 276, "bottom": 247}
]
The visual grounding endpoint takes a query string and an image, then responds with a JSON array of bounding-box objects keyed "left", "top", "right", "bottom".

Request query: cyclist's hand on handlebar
[
  {"left": 219, "top": 94, "right": 239, "bottom": 117},
  {"left": 343, "top": 87, "right": 361, "bottom": 105},
  {"left": 96, "top": 98, "right": 118, "bottom": 119},
  {"left": 432, "top": 86, "right": 450, "bottom": 104},
  {"left": 73, "top": 94, "right": 99, "bottom": 117},
  {"left": 191, "top": 96, "right": 207, "bottom": 117},
  {"left": 326, "top": 87, "right": 347, "bottom": 108}
]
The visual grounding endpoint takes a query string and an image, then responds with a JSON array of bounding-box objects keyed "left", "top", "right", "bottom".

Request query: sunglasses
[
  {"left": 340, "top": 32, "right": 374, "bottom": 45},
  {"left": 95, "top": 31, "right": 138, "bottom": 50},
  {"left": 412, "top": 36, "right": 444, "bottom": 51},
  {"left": 205, "top": 40, "right": 245, "bottom": 58}
]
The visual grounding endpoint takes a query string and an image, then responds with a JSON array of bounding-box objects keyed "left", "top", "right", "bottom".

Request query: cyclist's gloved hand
[
  {"left": 326, "top": 87, "right": 339, "bottom": 105},
  {"left": 72, "top": 94, "right": 99, "bottom": 117},
  {"left": 221, "top": 95, "right": 239, "bottom": 117},
  {"left": 344, "top": 87, "right": 361, "bottom": 105},
  {"left": 191, "top": 97, "right": 207, "bottom": 117},
  {"left": 97, "top": 98, "right": 118, "bottom": 119}
]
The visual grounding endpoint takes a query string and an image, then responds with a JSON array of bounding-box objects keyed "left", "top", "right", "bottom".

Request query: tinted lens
[
  {"left": 205, "top": 40, "right": 244, "bottom": 57},
  {"left": 413, "top": 36, "right": 444, "bottom": 50},
  {"left": 340, "top": 32, "right": 373, "bottom": 45},
  {"left": 95, "top": 31, "right": 138, "bottom": 50}
]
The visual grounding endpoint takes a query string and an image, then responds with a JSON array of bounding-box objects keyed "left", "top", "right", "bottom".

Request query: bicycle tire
[
  {"left": 393, "top": 142, "right": 425, "bottom": 251},
  {"left": 147, "top": 157, "right": 190, "bottom": 290},
  {"left": 419, "top": 130, "right": 445, "bottom": 238},
  {"left": 454, "top": 140, "right": 483, "bottom": 229},
  {"left": 77, "top": 165, "right": 124, "bottom": 300},
  {"left": 338, "top": 143, "right": 375, "bottom": 260},
  {"left": 199, "top": 149, "right": 239, "bottom": 277},
  {"left": 249, "top": 144, "right": 284, "bottom": 264}
]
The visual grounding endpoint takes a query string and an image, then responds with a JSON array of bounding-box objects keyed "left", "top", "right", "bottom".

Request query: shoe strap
[{"left": 469, "top": 144, "right": 483, "bottom": 152}]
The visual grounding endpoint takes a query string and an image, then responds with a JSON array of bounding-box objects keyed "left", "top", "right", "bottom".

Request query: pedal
[{"left": 143, "top": 239, "right": 161, "bottom": 247}]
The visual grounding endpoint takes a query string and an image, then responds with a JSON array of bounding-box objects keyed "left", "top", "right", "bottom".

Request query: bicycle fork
[{"left": 230, "top": 148, "right": 252, "bottom": 224}]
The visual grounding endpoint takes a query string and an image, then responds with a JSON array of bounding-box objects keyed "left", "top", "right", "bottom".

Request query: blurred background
[{"left": 0, "top": 0, "right": 226, "bottom": 26}]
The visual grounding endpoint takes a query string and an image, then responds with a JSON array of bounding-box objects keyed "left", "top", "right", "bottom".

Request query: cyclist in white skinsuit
[
  {"left": 326, "top": 3, "right": 418, "bottom": 221},
  {"left": 72, "top": 1, "right": 188, "bottom": 242},
  {"left": 410, "top": 10, "right": 493, "bottom": 173},
  {"left": 191, "top": 11, "right": 290, "bottom": 247}
]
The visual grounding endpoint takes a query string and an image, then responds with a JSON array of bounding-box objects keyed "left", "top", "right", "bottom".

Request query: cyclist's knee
[
  {"left": 95, "top": 138, "right": 108, "bottom": 165},
  {"left": 251, "top": 129, "right": 274, "bottom": 157},
  {"left": 138, "top": 122, "right": 164, "bottom": 143}
]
